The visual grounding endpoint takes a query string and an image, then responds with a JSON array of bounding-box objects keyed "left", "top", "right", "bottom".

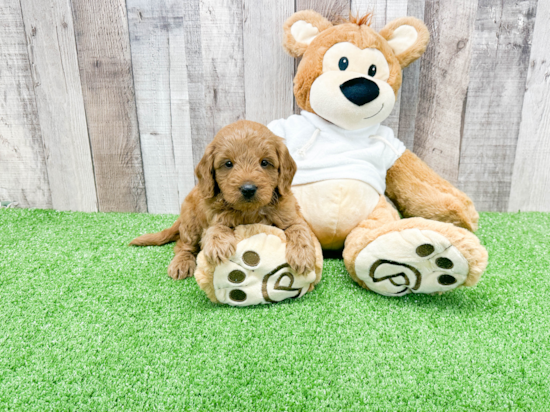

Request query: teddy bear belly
[{"left": 292, "top": 179, "right": 381, "bottom": 250}]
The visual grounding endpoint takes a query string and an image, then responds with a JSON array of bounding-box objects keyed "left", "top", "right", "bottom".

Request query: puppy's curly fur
[{"left": 130, "top": 120, "right": 316, "bottom": 280}]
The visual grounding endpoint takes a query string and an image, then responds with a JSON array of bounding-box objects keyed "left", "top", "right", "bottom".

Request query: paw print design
[
  {"left": 212, "top": 233, "right": 316, "bottom": 306},
  {"left": 354, "top": 229, "right": 469, "bottom": 296}
]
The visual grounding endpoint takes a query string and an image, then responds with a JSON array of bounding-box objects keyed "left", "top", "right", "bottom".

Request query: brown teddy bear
[{"left": 266, "top": 10, "right": 488, "bottom": 296}]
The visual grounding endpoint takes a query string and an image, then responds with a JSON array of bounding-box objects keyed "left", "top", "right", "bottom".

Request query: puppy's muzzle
[
  {"left": 340, "top": 77, "right": 379, "bottom": 106},
  {"left": 240, "top": 184, "right": 257, "bottom": 200}
]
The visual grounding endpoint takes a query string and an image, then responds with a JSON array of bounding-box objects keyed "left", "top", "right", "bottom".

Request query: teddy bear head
[{"left": 283, "top": 11, "right": 429, "bottom": 130}]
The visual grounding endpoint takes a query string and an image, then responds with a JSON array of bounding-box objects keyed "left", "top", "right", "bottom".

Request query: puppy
[{"left": 130, "top": 120, "right": 316, "bottom": 280}]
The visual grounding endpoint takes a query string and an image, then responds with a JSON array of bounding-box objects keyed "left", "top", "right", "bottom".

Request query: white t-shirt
[{"left": 267, "top": 111, "right": 406, "bottom": 194}]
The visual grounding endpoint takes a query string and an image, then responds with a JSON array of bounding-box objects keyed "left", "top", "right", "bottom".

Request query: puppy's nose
[
  {"left": 340, "top": 77, "right": 379, "bottom": 106},
  {"left": 240, "top": 184, "right": 257, "bottom": 199}
]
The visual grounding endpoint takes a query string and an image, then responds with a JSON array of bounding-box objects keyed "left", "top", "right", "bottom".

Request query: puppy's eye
[
  {"left": 224, "top": 161, "right": 233, "bottom": 168},
  {"left": 260, "top": 160, "right": 270, "bottom": 168},
  {"left": 368, "top": 64, "right": 377, "bottom": 77},
  {"left": 338, "top": 57, "right": 349, "bottom": 71}
]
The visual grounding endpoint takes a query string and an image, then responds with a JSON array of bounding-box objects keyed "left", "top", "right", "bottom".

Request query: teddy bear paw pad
[
  {"left": 212, "top": 233, "right": 316, "bottom": 306},
  {"left": 354, "top": 229, "right": 469, "bottom": 296}
]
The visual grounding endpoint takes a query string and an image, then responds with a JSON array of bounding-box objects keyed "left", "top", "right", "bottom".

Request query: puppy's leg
[
  {"left": 201, "top": 224, "right": 238, "bottom": 266},
  {"left": 168, "top": 238, "right": 198, "bottom": 280},
  {"left": 168, "top": 204, "right": 203, "bottom": 280},
  {"left": 284, "top": 220, "right": 316, "bottom": 275}
]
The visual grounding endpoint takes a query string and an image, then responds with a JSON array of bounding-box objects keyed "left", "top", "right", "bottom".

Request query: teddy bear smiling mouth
[{"left": 363, "top": 103, "right": 384, "bottom": 119}]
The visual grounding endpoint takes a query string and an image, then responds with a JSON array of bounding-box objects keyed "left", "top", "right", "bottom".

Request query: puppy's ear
[
  {"left": 283, "top": 10, "right": 333, "bottom": 58},
  {"left": 379, "top": 17, "right": 429, "bottom": 68},
  {"left": 195, "top": 144, "right": 217, "bottom": 198},
  {"left": 276, "top": 139, "right": 297, "bottom": 196}
]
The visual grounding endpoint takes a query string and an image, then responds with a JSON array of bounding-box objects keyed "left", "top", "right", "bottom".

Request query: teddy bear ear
[
  {"left": 379, "top": 17, "right": 430, "bottom": 68},
  {"left": 283, "top": 10, "right": 333, "bottom": 58}
]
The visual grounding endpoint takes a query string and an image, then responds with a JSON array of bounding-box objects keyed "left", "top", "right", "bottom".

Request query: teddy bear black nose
[{"left": 339, "top": 77, "right": 380, "bottom": 106}]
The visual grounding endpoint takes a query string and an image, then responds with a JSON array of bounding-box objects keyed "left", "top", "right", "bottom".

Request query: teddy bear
[{"left": 262, "top": 10, "right": 488, "bottom": 296}]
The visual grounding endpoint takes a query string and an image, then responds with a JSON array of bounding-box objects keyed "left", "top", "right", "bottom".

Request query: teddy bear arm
[{"left": 385, "top": 150, "right": 479, "bottom": 232}]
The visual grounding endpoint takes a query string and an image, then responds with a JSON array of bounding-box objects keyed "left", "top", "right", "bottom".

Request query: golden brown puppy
[{"left": 130, "top": 120, "right": 316, "bottom": 280}]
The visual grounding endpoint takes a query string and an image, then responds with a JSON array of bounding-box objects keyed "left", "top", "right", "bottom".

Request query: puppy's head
[{"left": 195, "top": 120, "right": 296, "bottom": 211}]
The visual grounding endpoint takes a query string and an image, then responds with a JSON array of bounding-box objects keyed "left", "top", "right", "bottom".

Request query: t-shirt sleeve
[
  {"left": 267, "top": 118, "right": 286, "bottom": 139},
  {"left": 377, "top": 125, "right": 406, "bottom": 169}
]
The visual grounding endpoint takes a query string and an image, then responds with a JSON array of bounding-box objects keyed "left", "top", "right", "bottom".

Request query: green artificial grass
[{"left": 1, "top": 209, "right": 549, "bottom": 411}]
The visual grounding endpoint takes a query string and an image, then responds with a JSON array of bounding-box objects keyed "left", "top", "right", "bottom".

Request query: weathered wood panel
[
  {"left": 296, "top": 0, "right": 350, "bottom": 21},
  {"left": 458, "top": 0, "right": 537, "bottom": 212},
  {"left": 397, "top": 0, "right": 425, "bottom": 150},
  {"left": 509, "top": 0, "right": 550, "bottom": 212},
  {"left": 19, "top": 0, "right": 98, "bottom": 212},
  {"left": 0, "top": 0, "right": 51, "bottom": 209},
  {"left": 243, "top": 0, "right": 295, "bottom": 125},
  {"left": 168, "top": 7, "right": 196, "bottom": 206},
  {"left": 413, "top": 0, "right": 478, "bottom": 184},
  {"left": 182, "top": 0, "right": 209, "bottom": 168},
  {"left": 127, "top": 0, "right": 194, "bottom": 214},
  {"left": 370, "top": 0, "right": 408, "bottom": 30},
  {"left": 200, "top": 0, "right": 246, "bottom": 134},
  {"left": 71, "top": 0, "right": 147, "bottom": 212}
]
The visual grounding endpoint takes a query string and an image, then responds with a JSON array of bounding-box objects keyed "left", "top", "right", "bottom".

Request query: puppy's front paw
[
  {"left": 285, "top": 240, "right": 316, "bottom": 276},
  {"left": 203, "top": 240, "right": 237, "bottom": 266},
  {"left": 168, "top": 254, "right": 196, "bottom": 280}
]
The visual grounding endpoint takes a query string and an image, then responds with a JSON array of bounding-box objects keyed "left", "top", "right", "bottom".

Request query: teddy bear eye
[
  {"left": 338, "top": 57, "right": 349, "bottom": 71},
  {"left": 368, "top": 64, "right": 377, "bottom": 77}
]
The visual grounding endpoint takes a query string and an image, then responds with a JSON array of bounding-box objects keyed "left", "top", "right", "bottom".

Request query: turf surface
[{"left": 0, "top": 209, "right": 549, "bottom": 411}]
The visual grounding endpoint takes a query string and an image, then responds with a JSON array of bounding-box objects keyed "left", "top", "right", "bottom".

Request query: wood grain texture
[
  {"left": 0, "top": 0, "right": 51, "bottom": 209},
  {"left": 243, "top": 0, "right": 295, "bottom": 125},
  {"left": 71, "top": 0, "right": 146, "bottom": 212},
  {"left": 182, "top": 0, "right": 209, "bottom": 168},
  {"left": 168, "top": 6, "right": 196, "bottom": 206},
  {"left": 127, "top": 0, "right": 194, "bottom": 214},
  {"left": 458, "top": 0, "right": 537, "bottom": 212},
  {"left": 200, "top": 0, "right": 246, "bottom": 133},
  {"left": 397, "top": 0, "right": 425, "bottom": 150},
  {"left": 20, "top": 0, "right": 98, "bottom": 212},
  {"left": 413, "top": 0, "right": 478, "bottom": 185},
  {"left": 296, "top": 0, "right": 350, "bottom": 20},
  {"left": 509, "top": 0, "right": 550, "bottom": 212},
  {"left": 372, "top": 0, "right": 409, "bottom": 31}
]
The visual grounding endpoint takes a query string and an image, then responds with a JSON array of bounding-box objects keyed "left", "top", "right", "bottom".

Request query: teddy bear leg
[
  {"left": 195, "top": 224, "right": 323, "bottom": 306},
  {"left": 343, "top": 199, "right": 488, "bottom": 296}
]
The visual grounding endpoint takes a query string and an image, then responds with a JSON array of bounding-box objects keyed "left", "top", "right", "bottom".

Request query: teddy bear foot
[
  {"left": 345, "top": 219, "right": 488, "bottom": 296},
  {"left": 195, "top": 224, "right": 322, "bottom": 306}
]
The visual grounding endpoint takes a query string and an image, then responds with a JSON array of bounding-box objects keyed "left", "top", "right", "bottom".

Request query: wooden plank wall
[
  {"left": 0, "top": 0, "right": 548, "bottom": 213},
  {"left": 19, "top": 0, "right": 98, "bottom": 212},
  {"left": 72, "top": 0, "right": 147, "bottom": 213},
  {"left": 458, "top": 0, "right": 537, "bottom": 212},
  {"left": 508, "top": 0, "right": 550, "bottom": 212},
  {"left": 0, "top": 0, "right": 52, "bottom": 209},
  {"left": 126, "top": 0, "right": 194, "bottom": 214}
]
